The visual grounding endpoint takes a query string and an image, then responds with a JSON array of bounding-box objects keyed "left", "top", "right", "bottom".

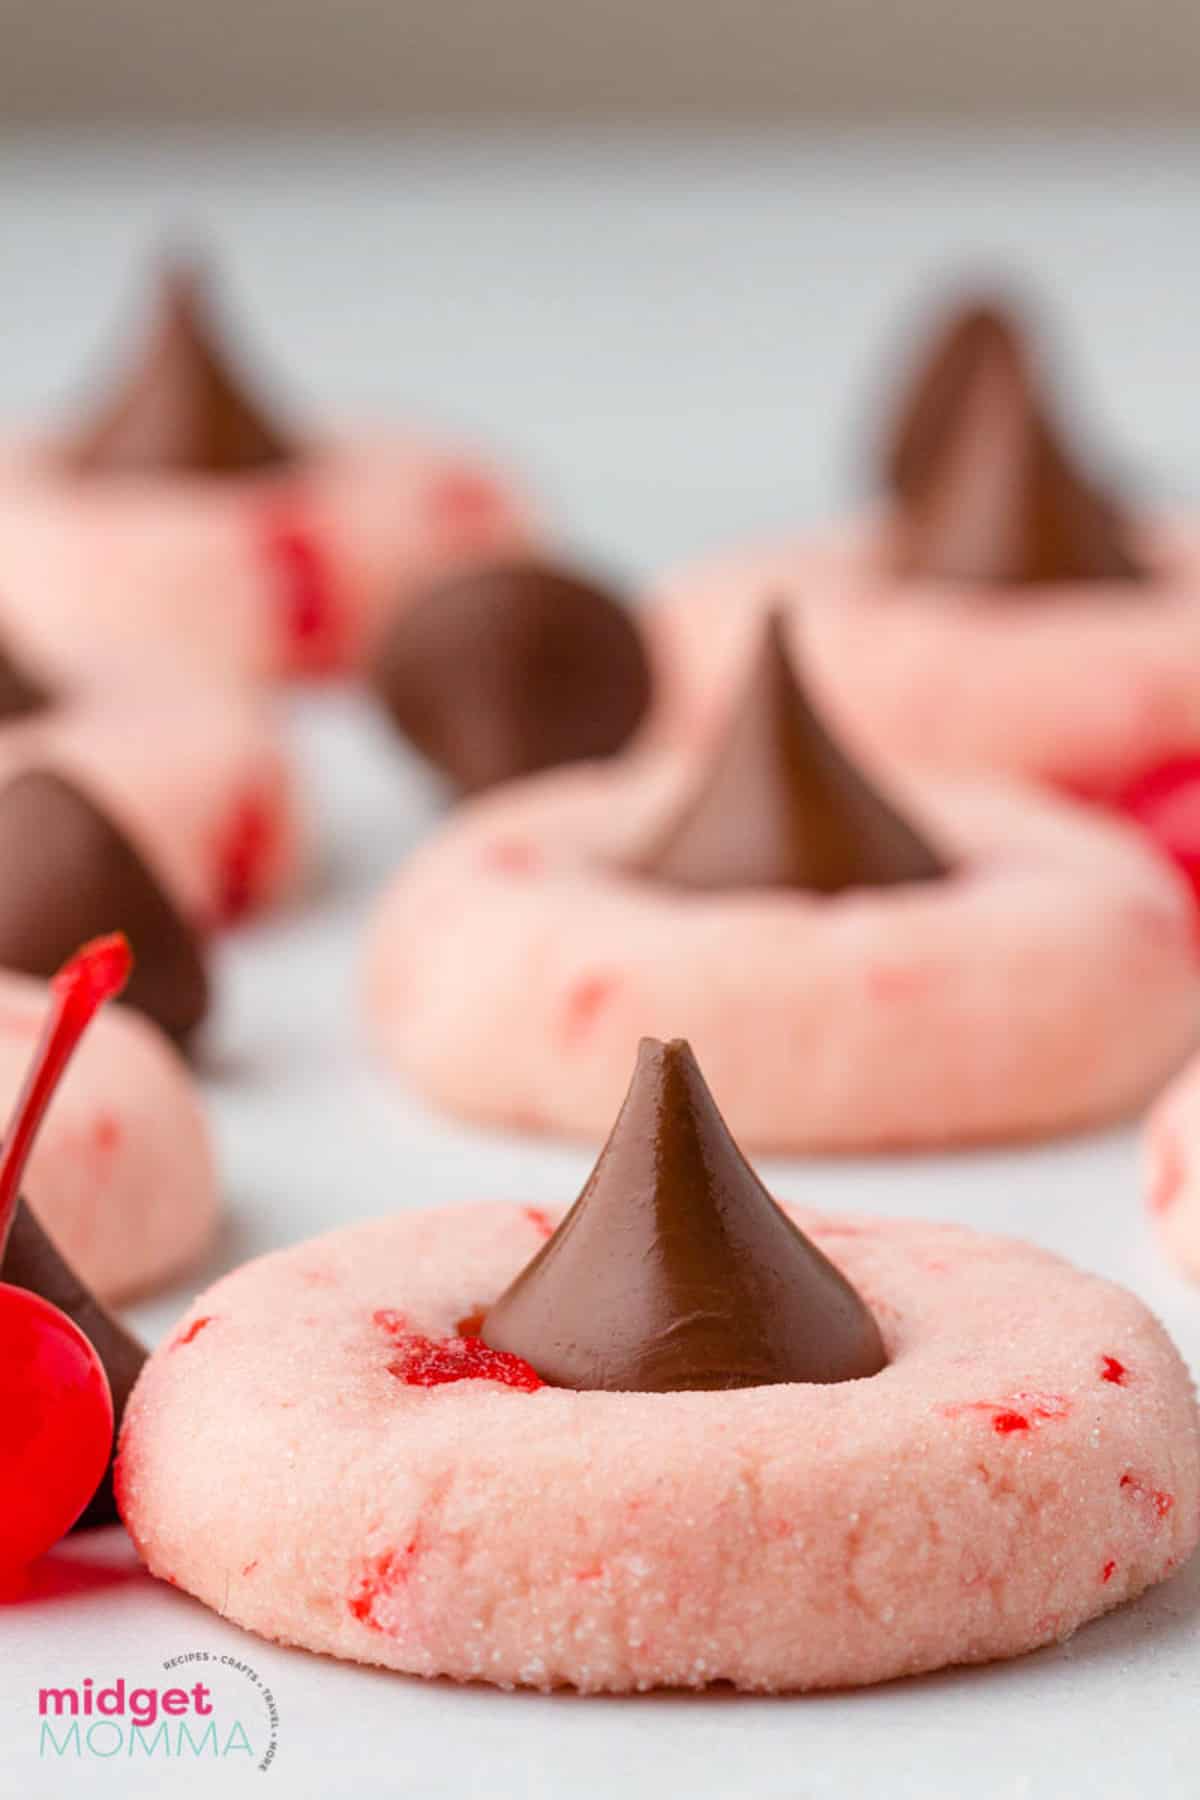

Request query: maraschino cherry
[{"left": 0, "top": 934, "right": 133, "bottom": 1588}]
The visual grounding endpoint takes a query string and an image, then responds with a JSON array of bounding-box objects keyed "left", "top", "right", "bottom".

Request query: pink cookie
[
  {"left": 117, "top": 1202, "right": 1200, "bottom": 1693},
  {"left": 363, "top": 748, "right": 1200, "bottom": 1150},
  {"left": 0, "top": 682, "right": 300, "bottom": 927},
  {"left": 0, "top": 968, "right": 217, "bottom": 1302},
  {"left": 1145, "top": 1055, "right": 1200, "bottom": 1282},
  {"left": 646, "top": 512, "right": 1200, "bottom": 796},
  {"left": 0, "top": 431, "right": 536, "bottom": 689}
]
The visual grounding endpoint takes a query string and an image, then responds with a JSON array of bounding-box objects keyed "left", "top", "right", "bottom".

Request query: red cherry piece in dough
[
  {"left": 257, "top": 510, "right": 346, "bottom": 676},
  {"left": 374, "top": 1315, "right": 543, "bottom": 1392}
]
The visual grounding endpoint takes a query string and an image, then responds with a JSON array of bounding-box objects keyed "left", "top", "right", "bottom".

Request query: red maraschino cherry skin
[
  {"left": 0, "top": 1291, "right": 115, "bottom": 1585},
  {"left": 0, "top": 934, "right": 133, "bottom": 1587}
]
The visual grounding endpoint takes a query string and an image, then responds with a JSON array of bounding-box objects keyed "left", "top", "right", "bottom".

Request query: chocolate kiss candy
[
  {"left": 68, "top": 258, "right": 297, "bottom": 476},
  {"left": 882, "top": 297, "right": 1034, "bottom": 503},
  {"left": 1, "top": 1199, "right": 145, "bottom": 1527},
  {"left": 890, "top": 312, "right": 1144, "bottom": 586},
  {"left": 483, "top": 1037, "right": 887, "bottom": 1392},
  {"left": 0, "top": 637, "right": 52, "bottom": 723},
  {"left": 638, "top": 612, "right": 947, "bottom": 892},
  {"left": 371, "top": 560, "right": 653, "bottom": 795},
  {"left": 0, "top": 771, "right": 208, "bottom": 1044}
]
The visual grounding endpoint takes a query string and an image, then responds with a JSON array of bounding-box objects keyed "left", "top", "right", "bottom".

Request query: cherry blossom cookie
[
  {"left": 0, "top": 937, "right": 216, "bottom": 1568},
  {"left": 647, "top": 295, "right": 1200, "bottom": 810},
  {"left": 0, "top": 259, "right": 536, "bottom": 686},
  {"left": 1144, "top": 1053, "right": 1200, "bottom": 1282},
  {"left": 0, "top": 637, "right": 299, "bottom": 926},
  {"left": 118, "top": 1038, "right": 1199, "bottom": 1691},
  {"left": 365, "top": 615, "right": 1200, "bottom": 1150},
  {"left": 0, "top": 938, "right": 151, "bottom": 1567},
  {"left": 0, "top": 958, "right": 216, "bottom": 1311}
]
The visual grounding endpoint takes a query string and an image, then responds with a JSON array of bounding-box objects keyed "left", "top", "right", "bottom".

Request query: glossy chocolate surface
[
  {"left": 372, "top": 560, "right": 652, "bottom": 794},
  {"left": 0, "top": 771, "right": 209, "bottom": 1045},
  {"left": 483, "top": 1037, "right": 887, "bottom": 1392},
  {"left": 68, "top": 259, "right": 297, "bottom": 476},
  {"left": 638, "top": 613, "right": 948, "bottom": 891},
  {"left": 884, "top": 296, "right": 1144, "bottom": 585},
  {"left": 883, "top": 298, "right": 1032, "bottom": 503},
  {"left": 0, "top": 641, "right": 52, "bottom": 723}
]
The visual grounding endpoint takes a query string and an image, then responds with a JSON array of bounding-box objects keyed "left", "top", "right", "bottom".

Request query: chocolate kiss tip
[
  {"left": 1, "top": 1199, "right": 146, "bottom": 1528},
  {"left": 0, "top": 771, "right": 208, "bottom": 1046},
  {"left": 883, "top": 295, "right": 1033, "bottom": 504},
  {"left": 637, "top": 610, "right": 948, "bottom": 894},
  {"left": 482, "top": 1035, "right": 887, "bottom": 1393},
  {"left": 886, "top": 299, "right": 1145, "bottom": 587},
  {"left": 370, "top": 560, "right": 652, "bottom": 795},
  {"left": 67, "top": 254, "right": 297, "bottom": 477}
]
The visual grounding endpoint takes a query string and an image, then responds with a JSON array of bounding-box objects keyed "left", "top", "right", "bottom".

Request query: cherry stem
[{"left": 0, "top": 934, "right": 133, "bottom": 1263}]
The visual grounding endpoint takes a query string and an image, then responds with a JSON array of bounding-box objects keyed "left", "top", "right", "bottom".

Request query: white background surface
[{"left": 2, "top": 130, "right": 1199, "bottom": 1798}]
